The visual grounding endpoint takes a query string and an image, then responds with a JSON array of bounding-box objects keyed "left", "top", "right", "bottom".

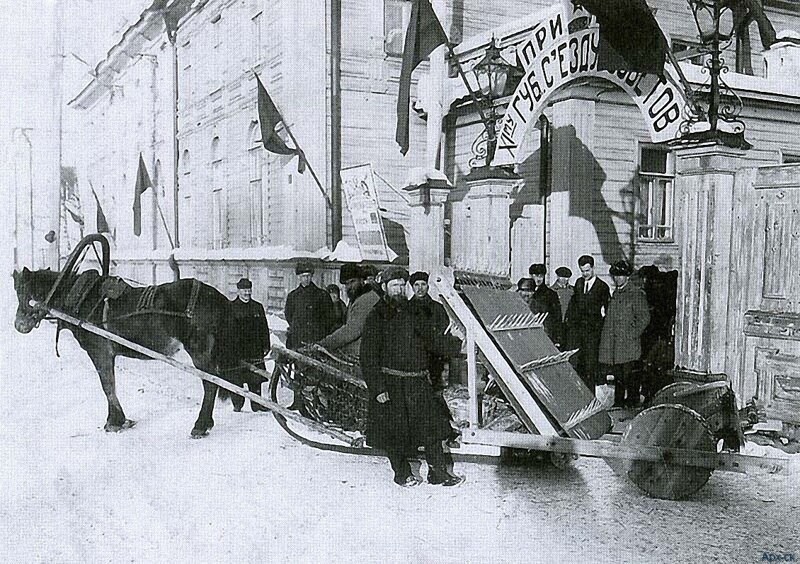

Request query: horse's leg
[
  {"left": 191, "top": 379, "right": 218, "bottom": 438},
  {"left": 88, "top": 347, "right": 136, "bottom": 432}
]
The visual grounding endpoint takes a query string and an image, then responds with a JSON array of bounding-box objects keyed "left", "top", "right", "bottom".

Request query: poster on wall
[{"left": 340, "top": 163, "right": 394, "bottom": 262}]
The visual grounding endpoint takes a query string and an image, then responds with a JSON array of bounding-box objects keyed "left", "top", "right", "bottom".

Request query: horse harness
[{"left": 52, "top": 271, "right": 202, "bottom": 354}]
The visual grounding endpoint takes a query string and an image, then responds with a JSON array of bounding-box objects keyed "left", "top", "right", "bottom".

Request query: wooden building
[{"left": 66, "top": 0, "right": 800, "bottom": 427}]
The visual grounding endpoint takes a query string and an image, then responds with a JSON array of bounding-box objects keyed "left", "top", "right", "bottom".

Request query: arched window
[{"left": 248, "top": 122, "right": 264, "bottom": 244}]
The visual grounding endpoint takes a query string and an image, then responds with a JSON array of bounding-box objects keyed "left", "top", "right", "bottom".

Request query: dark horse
[{"left": 13, "top": 265, "right": 235, "bottom": 438}]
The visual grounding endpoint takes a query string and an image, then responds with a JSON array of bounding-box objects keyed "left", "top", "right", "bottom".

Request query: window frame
[
  {"left": 384, "top": 0, "right": 413, "bottom": 58},
  {"left": 636, "top": 143, "right": 676, "bottom": 244}
]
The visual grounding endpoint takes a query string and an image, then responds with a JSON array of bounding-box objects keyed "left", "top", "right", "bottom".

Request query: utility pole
[{"left": 329, "top": 0, "right": 343, "bottom": 248}]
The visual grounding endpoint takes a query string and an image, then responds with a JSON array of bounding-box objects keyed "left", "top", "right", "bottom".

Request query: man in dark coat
[
  {"left": 551, "top": 266, "right": 574, "bottom": 322},
  {"left": 600, "top": 260, "right": 650, "bottom": 408},
  {"left": 326, "top": 283, "right": 347, "bottom": 329},
  {"left": 226, "top": 278, "right": 271, "bottom": 412},
  {"left": 528, "top": 263, "right": 563, "bottom": 347},
  {"left": 361, "top": 267, "right": 463, "bottom": 487},
  {"left": 284, "top": 260, "right": 335, "bottom": 350},
  {"left": 564, "top": 255, "right": 610, "bottom": 391},
  {"left": 408, "top": 271, "right": 450, "bottom": 389}
]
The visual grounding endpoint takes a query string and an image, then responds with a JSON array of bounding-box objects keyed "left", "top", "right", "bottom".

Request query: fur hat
[
  {"left": 382, "top": 266, "right": 409, "bottom": 283},
  {"left": 409, "top": 271, "right": 429, "bottom": 285},
  {"left": 528, "top": 263, "right": 547, "bottom": 276},
  {"left": 339, "top": 263, "right": 362, "bottom": 284},
  {"left": 360, "top": 264, "right": 379, "bottom": 279},
  {"left": 295, "top": 260, "right": 314, "bottom": 275},
  {"left": 517, "top": 278, "right": 535, "bottom": 291},
  {"left": 609, "top": 260, "right": 633, "bottom": 277},
  {"left": 236, "top": 277, "right": 252, "bottom": 289},
  {"left": 555, "top": 266, "right": 572, "bottom": 278}
]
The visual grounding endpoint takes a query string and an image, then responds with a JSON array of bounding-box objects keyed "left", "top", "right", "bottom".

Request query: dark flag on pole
[
  {"left": 395, "top": 0, "right": 448, "bottom": 155},
  {"left": 90, "top": 183, "right": 110, "bottom": 233},
  {"left": 255, "top": 73, "right": 306, "bottom": 173},
  {"left": 133, "top": 153, "right": 152, "bottom": 237},
  {"left": 573, "top": 0, "right": 669, "bottom": 75}
]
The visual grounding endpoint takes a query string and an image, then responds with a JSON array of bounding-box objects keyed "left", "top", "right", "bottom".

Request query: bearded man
[{"left": 360, "top": 267, "right": 463, "bottom": 487}]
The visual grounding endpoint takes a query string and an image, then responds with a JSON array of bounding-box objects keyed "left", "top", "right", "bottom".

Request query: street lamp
[
  {"left": 678, "top": 0, "right": 752, "bottom": 149},
  {"left": 468, "top": 38, "right": 524, "bottom": 168}
]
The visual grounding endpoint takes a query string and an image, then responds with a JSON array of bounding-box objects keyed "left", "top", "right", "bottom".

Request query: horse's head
[{"left": 13, "top": 267, "right": 54, "bottom": 334}]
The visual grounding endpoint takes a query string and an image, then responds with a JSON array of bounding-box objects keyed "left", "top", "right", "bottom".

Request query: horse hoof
[
  {"left": 104, "top": 419, "right": 137, "bottom": 432},
  {"left": 190, "top": 430, "right": 209, "bottom": 439}
]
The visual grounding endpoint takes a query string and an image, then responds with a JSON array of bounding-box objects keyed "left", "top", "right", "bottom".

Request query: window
[
  {"left": 249, "top": 123, "right": 264, "bottom": 244},
  {"left": 251, "top": 12, "right": 263, "bottom": 66},
  {"left": 384, "top": 0, "right": 412, "bottom": 57},
  {"left": 211, "top": 137, "right": 224, "bottom": 248},
  {"left": 637, "top": 145, "right": 674, "bottom": 242}
]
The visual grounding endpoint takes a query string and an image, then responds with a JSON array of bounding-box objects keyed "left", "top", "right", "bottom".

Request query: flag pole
[
  {"left": 154, "top": 196, "right": 175, "bottom": 249},
  {"left": 252, "top": 69, "right": 332, "bottom": 210}
]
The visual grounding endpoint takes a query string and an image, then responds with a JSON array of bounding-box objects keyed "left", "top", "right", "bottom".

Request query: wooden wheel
[
  {"left": 648, "top": 381, "right": 696, "bottom": 406},
  {"left": 620, "top": 404, "right": 716, "bottom": 500}
]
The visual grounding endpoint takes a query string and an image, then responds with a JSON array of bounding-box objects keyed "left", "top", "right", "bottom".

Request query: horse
[{"left": 13, "top": 266, "right": 237, "bottom": 438}]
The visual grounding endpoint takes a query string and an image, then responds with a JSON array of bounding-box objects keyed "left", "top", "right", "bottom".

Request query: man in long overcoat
[
  {"left": 551, "top": 266, "right": 574, "bottom": 321},
  {"left": 226, "top": 278, "right": 271, "bottom": 412},
  {"left": 284, "top": 260, "right": 335, "bottom": 350},
  {"left": 564, "top": 255, "right": 610, "bottom": 391},
  {"left": 599, "top": 260, "right": 651, "bottom": 407},
  {"left": 360, "top": 267, "right": 463, "bottom": 487},
  {"left": 528, "top": 263, "right": 563, "bottom": 347}
]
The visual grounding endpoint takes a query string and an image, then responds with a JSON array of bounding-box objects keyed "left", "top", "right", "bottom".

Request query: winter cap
[
  {"left": 609, "top": 260, "right": 633, "bottom": 277},
  {"left": 516, "top": 278, "right": 535, "bottom": 291},
  {"left": 409, "top": 271, "right": 429, "bottom": 285},
  {"left": 236, "top": 278, "right": 253, "bottom": 289},
  {"left": 295, "top": 260, "right": 315, "bottom": 275},
  {"left": 360, "top": 264, "right": 379, "bottom": 279},
  {"left": 382, "top": 266, "right": 409, "bottom": 284},
  {"left": 528, "top": 263, "right": 547, "bottom": 276},
  {"left": 339, "top": 263, "right": 363, "bottom": 284},
  {"left": 555, "top": 266, "right": 572, "bottom": 278}
]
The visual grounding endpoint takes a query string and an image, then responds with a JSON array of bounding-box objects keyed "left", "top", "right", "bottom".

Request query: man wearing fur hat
[
  {"left": 284, "top": 259, "right": 335, "bottom": 350},
  {"left": 599, "top": 260, "right": 650, "bottom": 408},
  {"left": 226, "top": 278, "right": 271, "bottom": 412},
  {"left": 551, "top": 266, "right": 574, "bottom": 321},
  {"left": 317, "top": 263, "right": 380, "bottom": 359},
  {"left": 408, "top": 271, "right": 450, "bottom": 388},
  {"left": 361, "top": 267, "right": 463, "bottom": 487}
]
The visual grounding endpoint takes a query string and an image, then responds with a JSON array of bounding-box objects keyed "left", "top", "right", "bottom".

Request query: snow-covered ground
[{"left": 2, "top": 309, "right": 798, "bottom": 563}]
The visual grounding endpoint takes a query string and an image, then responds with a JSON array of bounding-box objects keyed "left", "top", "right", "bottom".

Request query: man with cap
[
  {"left": 284, "top": 259, "right": 336, "bottom": 350},
  {"left": 316, "top": 263, "right": 380, "bottom": 359},
  {"left": 551, "top": 266, "right": 574, "bottom": 321},
  {"left": 360, "top": 266, "right": 464, "bottom": 487},
  {"left": 409, "top": 271, "right": 450, "bottom": 388},
  {"left": 564, "top": 255, "right": 611, "bottom": 391},
  {"left": 225, "top": 278, "right": 271, "bottom": 412},
  {"left": 599, "top": 260, "right": 650, "bottom": 408},
  {"left": 360, "top": 263, "right": 383, "bottom": 297},
  {"left": 527, "top": 263, "right": 563, "bottom": 347}
]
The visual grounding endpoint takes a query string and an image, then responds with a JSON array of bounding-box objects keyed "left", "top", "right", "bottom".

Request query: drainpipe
[
  {"left": 538, "top": 115, "right": 551, "bottom": 264},
  {"left": 330, "top": 0, "right": 342, "bottom": 248}
]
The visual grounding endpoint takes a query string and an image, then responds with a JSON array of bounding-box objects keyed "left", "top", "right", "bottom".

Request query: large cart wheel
[
  {"left": 620, "top": 404, "right": 716, "bottom": 500},
  {"left": 648, "top": 381, "right": 696, "bottom": 406}
]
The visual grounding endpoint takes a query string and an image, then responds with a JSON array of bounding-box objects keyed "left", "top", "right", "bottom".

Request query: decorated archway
[{"left": 491, "top": 11, "right": 690, "bottom": 166}]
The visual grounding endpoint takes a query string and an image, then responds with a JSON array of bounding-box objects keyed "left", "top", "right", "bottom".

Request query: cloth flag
[
  {"left": 573, "top": 0, "right": 669, "bottom": 75},
  {"left": 395, "top": 0, "right": 448, "bottom": 155},
  {"left": 133, "top": 153, "right": 152, "bottom": 237},
  {"left": 256, "top": 74, "right": 305, "bottom": 173},
  {"left": 90, "top": 183, "right": 110, "bottom": 233}
]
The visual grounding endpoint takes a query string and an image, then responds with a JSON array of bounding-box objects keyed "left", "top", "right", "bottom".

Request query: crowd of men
[
  {"left": 228, "top": 255, "right": 676, "bottom": 488},
  {"left": 517, "top": 256, "right": 675, "bottom": 408}
]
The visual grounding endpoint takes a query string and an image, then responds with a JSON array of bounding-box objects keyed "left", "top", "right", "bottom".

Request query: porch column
[
  {"left": 404, "top": 178, "right": 452, "bottom": 275},
  {"left": 673, "top": 143, "right": 745, "bottom": 375},
  {"left": 462, "top": 167, "right": 521, "bottom": 277}
]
